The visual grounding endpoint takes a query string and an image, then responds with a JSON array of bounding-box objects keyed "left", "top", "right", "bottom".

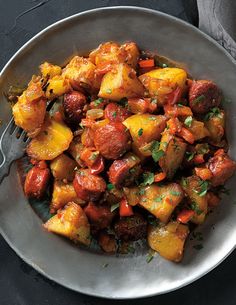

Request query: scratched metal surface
[{"left": 0, "top": 1, "right": 236, "bottom": 305}]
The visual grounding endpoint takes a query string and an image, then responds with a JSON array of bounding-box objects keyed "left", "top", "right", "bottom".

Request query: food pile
[{"left": 11, "top": 41, "right": 236, "bottom": 262}]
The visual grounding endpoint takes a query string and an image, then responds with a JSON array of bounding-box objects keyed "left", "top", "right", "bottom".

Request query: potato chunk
[
  {"left": 98, "top": 63, "right": 144, "bottom": 101},
  {"left": 40, "top": 62, "right": 62, "bottom": 79},
  {"left": 44, "top": 202, "right": 90, "bottom": 245},
  {"left": 123, "top": 114, "right": 166, "bottom": 148},
  {"left": 27, "top": 116, "right": 73, "bottom": 160},
  {"left": 205, "top": 109, "right": 225, "bottom": 145},
  {"left": 45, "top": 75, "right": 71, "bottom": 99},
  {"left": 159, "top": 132, "right": 187, "bottom": 179},
  {"left": 148, "top": 221, "right": 189, "bottom": 262},
  {"left": 12, "top": 77, "right": 46, "bottom": 137},
  {"left": 139, "top": 67, "right": 187, "bottom": 99},
  {"left": 186, "top": 119, "right": 209, "bottom": 141},
  {"left": 181, "top": 176, "right": 208, "bottom": 224},
  {"left": 50, "top": 153, "right": 77, "bottom": 181},
  {"left": 62, "top": 56, "right": 99, "bottom": 90},
  {"left": 50, "top": 181, "right": 84, "bottom": 213},
  {"left": 139, "top": 183, "right": 184, "bottom": 223}
]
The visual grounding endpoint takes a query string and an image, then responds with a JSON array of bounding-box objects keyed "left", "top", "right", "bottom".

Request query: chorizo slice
[
  {"left": 108, "top": 153, "right": 140, "bottom": 187},
  {"left": 84, "top": 202, "right": 115, "bottom": 229},
  {"left": 104, "top": 102, "right": 130, "bottom": 122},
  {"left": 114, "top": 213, "right": 147, "bottom": 241},
  {"left": 189, "top": 80, "right": 222, "bottom": 114},
  {"left": 94, "top": 122, "right": 131, "bottom": 159},
  {"left": 63, "top": 90, "right": 87, "bottom": 127},
  {"left": 24, "top": 164, "right": 50, "bottom": 198},
  {"left": 207, "top": 150, "right": 236, "bottom": 186},
  {"left": 73, "top": 169, "right": 106, "bottom": 201}
]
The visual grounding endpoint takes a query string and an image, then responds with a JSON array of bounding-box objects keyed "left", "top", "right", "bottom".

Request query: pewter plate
[{"left": 0, "top": 6, "right": 236, "bottom": 299}]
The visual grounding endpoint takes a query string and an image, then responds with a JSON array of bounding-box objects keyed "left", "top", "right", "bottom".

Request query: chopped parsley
[
  {"left": 154, "top": 194, "right": 165, "bottom": 202},
  {"left": 139, "top": 188, "right": 145, "bottom": 195},
  {"left": 110, "top": 203, "right": 120, "bottom": 212},
  {"left": 148, "top": 116, "right": 156, "bottom": 121},
  {"left": 191, "top": 201, "right": 202, "bottom": 215},
  {"left": 204, "top": 107, "right": 223, "bottom": 121},
  {"left": 89, "top": 152, "right": 99, "bottom": 160},
  {"left": 192, "top": 94, "right": 205, "bottom": 105},
  {"left": 182, "top": 178, "right": 188, "bottom": 187},
  {"left": 194, "top": 180, "right": 209, "bottom": 197},
  {"left": 186, "top": 151, "right": 195, "bottom": 161},
  {"left": 93, "top": 97, "right": 104, "bottom": 106},
  {"left": 170, "top": 190, "right": 182, "bottom": 196},
  {"left": 150, "top": 141, "right": 165, "bottom": 162},
  {"left": 146, "top": 250, "right": 155, "bottom": 263},
  {"left": 138, "top": 128, "right": 143, "bottom": 137},
  {"left": 107, "top": 183, "right": 115, "bottom": 191},
  {"left": 127, "top": 245, "right": 135, "bottom": 254},
  {"left": 151, "top": 98, "right": 158, "bottom": 104},
  {"left": 177, "top": 103, "right": 183, "bottom": 107},
  {"left": 112, "top": 111, "right": 117, "bottom": 118},
  {"left": 142, "top": 172, "right": 154, "bottom": 186},
  {"left": 193, "top": 244, "right": 203, "bottom": 250},
  {"left": 161, "top": 63, "right": 168, "bottom": 68},
  {"left": 184, "top": 116, "right": 193, "bottom": 127},
  {"left": 102, "top": 263, "right": 109, "bottom": 268},
  {"left": 106, "top": 88, "right": 112, "bottom": 94}
]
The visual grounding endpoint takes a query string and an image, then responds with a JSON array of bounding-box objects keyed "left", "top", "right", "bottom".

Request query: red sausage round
[
  {"left": 24, "top": 165, "right": 50, "bottom": 199},
  {"left": 73, "top": 169, "right": 106, "bottom": 201},
  {"left": 84, "top": 202, "right": 115, "bottom": 229},
  {"left": 63, "top": 90, "right": 87, "bottom": 126},
  {"left": 94, "top": 123, "right": 131, "bottom": 159},
  {"left": 104, "top": 103, "right": 130, "bottom": 122},
  {"left": 189, "top": 80, "right": 222, "bottom": 114},
  {"left": 207, "top": 150, "right": 236, "bottom": 186},
  {"left": 114, "top": 213, "right": 147, "bottom": 241}
]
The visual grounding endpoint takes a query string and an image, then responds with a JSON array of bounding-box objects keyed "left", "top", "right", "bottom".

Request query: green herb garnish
[
  {"left": 107, "top": 183, "right": 115, "bottom": 191},
  {"left": 204, "top": 107, "right": 222, "bottom": 121},
  {"left": 192, "top": 94, "right": 205, "bottom": 105},
  {"left": 191, "top": 201, "right": 203, "bottom": 215},
  {"left": 185, "top": 151, "right": 196, "bottom": 161},
  {"left": 194, "top": 180, "right": 209, "bottom": 197},
  {"left": 112, "top": 111, "right": 117, "bottom": 118},
  {"left": 184, "top": 116, "right": 193, "bottom": 127},
  {"left": 138, "top": 128, "right": 143, "bottom": 137},
  {"left": 142, "top": 172, "right": 155, "bottom": 186},
  {"left": 93, "top": 97, "right": 104, "bottom": 106},
  {"left": 102, "top": 263, "right": 109, "bottom": 268},
  {"left": 89, "top": 152, "right": 99, "bottom": 160},
  {"left": 170, "top": 190, "right": 182, "bottom": 196},
  {"left": 146, "top": 251, "right": 155, "bottom": 263}
]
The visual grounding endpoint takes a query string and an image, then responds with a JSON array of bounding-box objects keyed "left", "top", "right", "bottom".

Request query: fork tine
[
  {"left": 12, "top": 126, "right": 23, "bottom": 137},
  {"left": 25, "top": 137, "right": 31, "bottom": 144},
  {"left": 0, "top": 117, "right": 15, "bottom": 140},
  {"left": 19, "top": 130, "right": 27, "bottom": 140}
]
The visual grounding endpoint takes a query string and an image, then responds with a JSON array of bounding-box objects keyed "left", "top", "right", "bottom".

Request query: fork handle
[{"left": 0, "top": 159, "right": 12, "bottom": 184}]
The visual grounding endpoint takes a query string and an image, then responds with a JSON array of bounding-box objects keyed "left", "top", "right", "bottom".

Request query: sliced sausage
[
  {"left": 207, "top": 150, "right": 236, "bottom": 186},
  {"left": 63, "top": 90, "right": 87, "bottom": 127},
  {"left": 84, "top": 202, "right": 115, "bottom": 229},
  {"left": 189, "top": 80, "right": 222, "bottom": 114},
  {"left": 73, "top": 169, "right": 106, "bottom": 201},
  {"left": 114, "top": 213, "right": 147, "bottom": 241},
  {"left": 24, "top": 165, "right": 50, "bottom": 198},
  {"left": 94, "top": 122, "right": 131, "bottom": 159},
  {"left": 104, "top": 103, "right": 130, "bottom": 122},
  {"left": 108, "top": 153, "right": 140, "bottom": 187}
]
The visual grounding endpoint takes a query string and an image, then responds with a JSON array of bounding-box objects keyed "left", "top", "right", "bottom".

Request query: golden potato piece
[
  {"left": 123, "top": 114, "right": 166, "bottom": 148},
  {"left": 27, "top": 116, "right": 73, "bottom": 160},
  {"left": 181, "top": 175, "right": 208, "bottom": 224},
  {"left": 46, "top": 75, "right": 71, "bottom": 99},
  {"left": 50, "top": 153, "right": 77, "bottom": 181},
  {"left": 98, "top": 63, "right": 144, "bottom": 101},
  {"left": 159, "top": 132, "right": 187, "bottom": 179},
  {"left": 12, "top": 77, "right": 46, "bottom": 137},
  {"left": 148, "top": 221, "right": 189, "bottom": 262},
  {"left": 140, "top": 183, "right": 184, "bottom": 223},
  {"left": 120, "top": 42, "right": 140, "bottom": 68},
  {"left": 139, "top": 67, "right": 187, "bottom": 99},
  {"left": 44, "top": 202, "right": 90, "bottom": 245},
  {"left": 40, "top": 62, "right": 62, "bottom": 79},
  {"left": 186, "top": 119, "right": 210, "bottom": 141},
  {"left": 62, "top": 56, "right": 99, "bottom": 90},
  {"left": 205, "top": 109, "right": 225, "bottom": 145},
  {"left": 50, "top": 181, "right": 84, "bottom": 213}
]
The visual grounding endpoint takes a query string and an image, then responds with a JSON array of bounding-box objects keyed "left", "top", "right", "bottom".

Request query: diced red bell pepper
[
  {"left": 177, "top": 209, "right": 194, "bottom": 224},
  {"left": 119, "top": 198, "right": 134, "bottom": 217}
]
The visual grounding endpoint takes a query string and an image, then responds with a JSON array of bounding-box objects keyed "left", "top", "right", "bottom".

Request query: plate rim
[{"left": 0, "top": 6, "right": 236, "bottom": 299}]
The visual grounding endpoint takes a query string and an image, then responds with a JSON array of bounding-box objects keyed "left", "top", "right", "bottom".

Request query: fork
[{"left": 0, "top": 117, "right": 30, "bottom": 183}]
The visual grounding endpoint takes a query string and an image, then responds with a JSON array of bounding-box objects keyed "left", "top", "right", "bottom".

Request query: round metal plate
[{"left": 0, "top": 6, "right": 236, "bottom": 299}]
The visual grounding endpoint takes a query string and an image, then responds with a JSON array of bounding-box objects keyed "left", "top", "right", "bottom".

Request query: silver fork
[{"left": 0, "top": 117, "right": 30, "bottom": 183}]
